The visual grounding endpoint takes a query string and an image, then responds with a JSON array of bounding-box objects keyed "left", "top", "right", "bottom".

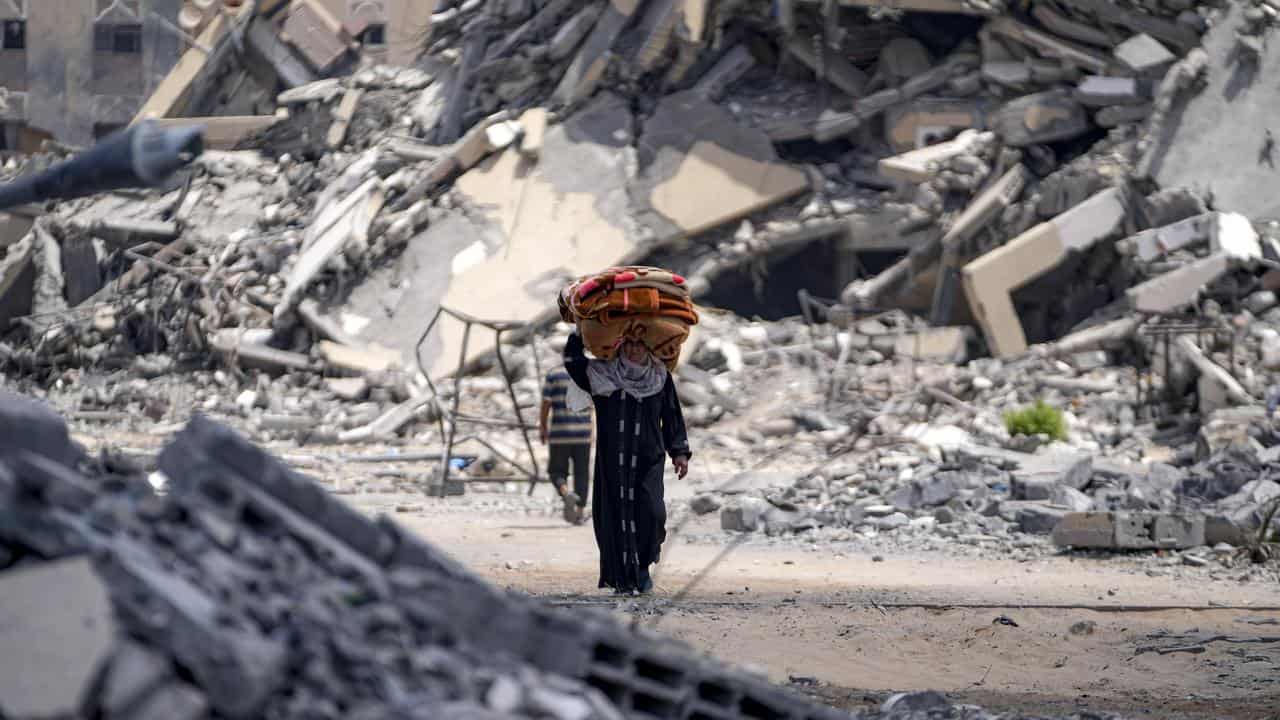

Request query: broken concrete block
[
  {"left": 963, "top": 187, "right": 1127, "bottom": 357},
  {"left": 327, "top": 88, "right": 365, "bottom": 149},
  {"left": 690, "top": 493, "right": 722, "bottom": 515},
  {"left": 411, "top": 67, "right": 455, "bottom": 136},
  {"left": 1114, "top": 34, "right": 1176, "bottom": 76},
  {"left": 1119, "top": 211, "right": 1218, "bottom": 261},
  {"left": 1016, "top": 504, "right": 1069, "bottom": 534},
  {"left": 210, "top": 330, "right": 315, "bottom": 372},
  {"left": 893, "top": 326, "right": 973, "bottom": 363},
  {"left": 326, "top": 377, "right": 371, "bottom": 401},
  {"left": 1125, "top": 253, "right": 1231, "bottom": 314},
  {"left": 1175, "top": 336, "right": 1253, "bottom": 413},
  {"left": 1151, "top": 513, "right": 1206, "bottom": 549},
  {"left": 1012, "top": 476, "right": 1055, "bottom": 501},
  {"left": 276, "top": 77, "right": 344, "bottom": 105},
  {"left": 878, "top": 129, "right": 991, "bottom": 183},
  {"left": 1052, "top": 485, "right": 1095, "bottom": 513},
  {"left": 1053, "top": 512, "right": 1116, "bottom": 547},
  {"left": 982, "top": 61, "right": 1033, "bottom": 87},
  {"left": 1204, "top": 514, "right": 1249, "bottom": 546},
  {"left": 1074, "top": 76, "right": 1143, "bottom": 107},
  {"left": 101, "top": 642, "right": 174, "bottom": 718},
  {"left": 0, "top": 557, "right": 117, "bottom": 719},
  {"left": 518, "top": 108, "right": 549, "bottom": 159},
  {"left": 991, "top": 89, "right": 1091, "bottom": 147},
  {"left": 883, "top": 99, "right": 988, "bottom": 153},
  {"left": 1210, "top": 211, "right": 1261, "bottom": 260},
  {"left": 721, "top": 498, "right": 767, "bottom": 532},
  {"left": 319, "top": 340, "right": 403, "bottom": 375},
  {"left": 930, "top": 164, "right": 1031, "bottom": 323},
  {"left": 1055, "top": 511, "right": 1205, "bottom": 549},
  {"left": 284, "top": 0, "right": 354, "bottom": 73}
]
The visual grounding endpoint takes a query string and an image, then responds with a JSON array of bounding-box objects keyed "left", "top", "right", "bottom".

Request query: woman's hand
[{"left": 672, "top": 455, "right": 689, "bottom": 479}]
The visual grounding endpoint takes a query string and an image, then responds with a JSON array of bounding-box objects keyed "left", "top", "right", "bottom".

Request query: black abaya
[{"left": 563, "top": 333, "right": 691, "bottom": 593}]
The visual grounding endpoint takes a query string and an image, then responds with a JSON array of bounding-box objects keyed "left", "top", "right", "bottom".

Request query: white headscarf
[{"left": 565, "top": 352, "right": 668, "bottom": 412}]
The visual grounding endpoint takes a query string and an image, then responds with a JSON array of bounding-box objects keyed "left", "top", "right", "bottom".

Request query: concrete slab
[
  {"left": 318, "top": 340, "right": 403, "bottom": 374},
  {"left": 1114, "top": 34, "right": 1175, "bottom": 76},
  {"left": 883, "top": 99, "right": 989, "bottom": 153},
  {"left": 893, "top": 326, "right": 973, "bottom": 363},
  {"left": 1121, "top": 211, "right": 1217, "bottom": 261},
  {"left": 991, "top": 89, "right": 1091, "bottom": 146},
  {"left": 962, "top": 187, "right": 1127, "bottom": 356},
  {"left": 0, "top": 556, "right": 117, "bottom": 719},
  {"left": 1126, "top": 254, "right": 1230, "bottom": 314},
  {"left": 1150, "top": 3, "right": 1280, "bottom": 220},
  {"left": 879, "top": 129, "right": 989, "bottom": 183},
  {"left": 633, "top": 91, "right": 808, "bottom": 240},
  {"left": 1075, "top": 76, "right": 1142, "bottom": 107}
]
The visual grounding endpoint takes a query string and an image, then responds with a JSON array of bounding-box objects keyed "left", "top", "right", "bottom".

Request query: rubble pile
[
  {"left": 0, "top": 0, "right": 1277, "bottom": 550},
  {"left": 0, "top": 0, "right": 1266, "bottom": 387},
  {"left": 0, "top": 392, "right": 1133, "bottom": 720}
]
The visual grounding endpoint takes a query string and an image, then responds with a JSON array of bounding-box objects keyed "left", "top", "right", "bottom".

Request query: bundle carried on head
[{"left": 558, "top": 266, "right": 699, "bottom": 371}]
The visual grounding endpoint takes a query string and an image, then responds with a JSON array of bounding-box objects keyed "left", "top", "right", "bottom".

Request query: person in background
[
  {"left": 562, "top": 330, "right": 691, "bottom": 596},
  {"left": 540, "top": 364, "right": 594, "bottom": 524}
]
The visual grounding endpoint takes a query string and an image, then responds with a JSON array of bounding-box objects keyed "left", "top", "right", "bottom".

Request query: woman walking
[{"left": 562, "top": 330, "right": 691, "bottom": 595}]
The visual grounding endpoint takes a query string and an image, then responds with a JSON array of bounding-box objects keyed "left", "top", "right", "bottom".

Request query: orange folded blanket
[{"left": 559, "top": 266, "right": 699, "bottom": 370}]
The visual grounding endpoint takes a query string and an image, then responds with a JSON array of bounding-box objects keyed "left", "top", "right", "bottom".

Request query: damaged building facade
[{"left": 0, "top": 0, "right": 429, "bottom": 148}]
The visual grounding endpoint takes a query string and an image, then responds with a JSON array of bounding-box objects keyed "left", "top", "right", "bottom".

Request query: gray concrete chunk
[
  {"left": 0, "top": 556, "right": 117, "bottom": 720},
  {"left": 102, "top": 642, "right": 173, "bottom": 717},
  {"left": 1114, "top": 34, "right": 1176, "bottom": 76}
]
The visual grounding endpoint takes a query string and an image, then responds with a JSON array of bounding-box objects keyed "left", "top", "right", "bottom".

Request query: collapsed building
[
  {"left": 0, "top": 1, "right": 1279, "bottom": 714},
  {"left": 0, "top": 1, "right": 1275, "bottom": 550}
]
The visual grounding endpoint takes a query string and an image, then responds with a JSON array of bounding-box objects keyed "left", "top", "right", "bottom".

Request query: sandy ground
[{"left": 352, "top": 492, "right": 1280, "bottom": 720}]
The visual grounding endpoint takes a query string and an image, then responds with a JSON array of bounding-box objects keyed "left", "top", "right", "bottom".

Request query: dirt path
[{"left": 377, "top": 505, "right": 1280, "bottom": 719}]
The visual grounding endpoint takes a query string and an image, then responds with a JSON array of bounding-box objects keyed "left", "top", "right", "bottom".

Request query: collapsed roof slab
[
  {"left": 962, "top": 187, "right": 1127, "bottom": 357},
  {"left": 632, "top": 90, "right": 809, "bottom": 242},
  {"left": 1150, "top": 2, "right": 1280, "bottom": 220}
]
